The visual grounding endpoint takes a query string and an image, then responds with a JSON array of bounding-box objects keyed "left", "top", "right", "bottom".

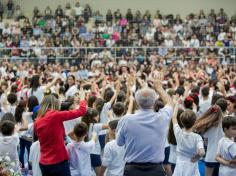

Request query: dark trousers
[
  {"left": 19, "top": 137, "right": 32, "bottom": 169},
  {"left": 124, "top": 163, "right": 166, "bottom": 176},
  {"left": 39, "top": 160, "right": 71, "bottom": 176}
]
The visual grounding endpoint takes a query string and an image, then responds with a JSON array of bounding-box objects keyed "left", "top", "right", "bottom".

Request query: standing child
[
  {"left": 215, "top": 116, "right": 236, "bottom": 176},
  {"left": 0, "top": 120, "right": 21, "bottom": 174},
  {"left": 193, "top": 105, "right": 224, "bottom": 176},
  {"left": 29, "top": 133, "right": 41, "bottom": 176},
  {"left": 100, "top": 120, "right": 125, "bottom": 176},
  {"left": 82, "top": 108, "right": 109, "bottom": 175},
  {"left": 67, "top": 122, "right": 97, "bottom": 176},
  {"left": 172, "top": 104, "right": 205, "bottom": 176}
]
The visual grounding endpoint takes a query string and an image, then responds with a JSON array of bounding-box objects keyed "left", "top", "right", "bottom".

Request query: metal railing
[{"left": 0, "top": 47, "right": 235, "bottom": 64}]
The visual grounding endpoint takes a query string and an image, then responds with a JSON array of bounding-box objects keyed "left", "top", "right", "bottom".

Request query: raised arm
[
  {"left": 154, "top": 73, "right": 173, "bottom": 108},
  {"left": 57, "top": 100, "right": 87, "bottom": 122},
  {"left": 172, "top": 99, "right": 179, "bottom": 125}
]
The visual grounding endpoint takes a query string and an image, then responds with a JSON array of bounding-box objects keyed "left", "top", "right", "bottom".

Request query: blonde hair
[{"left": 37, "top": 95, "right": 60, "bottom": 118}]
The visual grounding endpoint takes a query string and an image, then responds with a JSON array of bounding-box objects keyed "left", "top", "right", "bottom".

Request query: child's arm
[
  {"left": 126, "top": 93, "right": 134, "bottom": 114},
  {"left": 91, "top": 132, "right": 97, "bottom": 142},
  {"left": 191, "top": 148, "right": 205, "bottom": 163},
  {"left": 171, "top": 99, "right": 179, "bottom": 125},
  {"left": 215, "top": 154, "right": 236, "bottom": 168}
]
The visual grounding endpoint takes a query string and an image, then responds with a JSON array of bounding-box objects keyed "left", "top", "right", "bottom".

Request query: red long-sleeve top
[{"left": 34, "top": 100, "right": 87, "bottom": 165}]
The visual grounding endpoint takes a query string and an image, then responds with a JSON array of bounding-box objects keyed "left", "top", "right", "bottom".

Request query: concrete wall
[{"left": 7, "top": 0, "right": 236, "bottom": 18}]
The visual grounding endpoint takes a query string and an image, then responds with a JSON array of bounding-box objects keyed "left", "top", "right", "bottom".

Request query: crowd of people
[
  {"left": 0, "top": 55, "right": 236, "bottom": 176},
  {"left": 0, "top": 1, "right": 236, "bottom": 176},
  {"left": 0, "top": 1, "right": 236, "bottom": 62}
]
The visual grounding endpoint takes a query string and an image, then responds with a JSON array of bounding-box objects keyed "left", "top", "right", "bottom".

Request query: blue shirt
[
  {"left": 77, "top": 69, "right": 89, "bottom": 80},
  {"left": 117, "top": 106, "right": 173, "bottom": 163}
]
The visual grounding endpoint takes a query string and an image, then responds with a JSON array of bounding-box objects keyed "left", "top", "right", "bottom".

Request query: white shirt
[
  {"left": 65, "top": 85, "right": 78, "bottom": 99},
  {"left": 217, "top": 137, "right": 236, "bottom": 176},
  {"left": 203, "top": 124, "right": 224, "bottom": 162},
  {"left": 102, "top": 140, "right": 125, "bottom": 176},
  {"left": 0, "top": 134, "right": 20, "bottom": 172},
  {"left": 174, "top": 124, "right": 204, "bottom": 159},
  {"left": 198, "top": 97, "right": 212, "bottom": 116},
  {"left": 89, "top": 123, "right": 103, "bottom": 155},
  {"left": 28, "top": 86, "right": 46, "bottom": 103},
  {"left": 99, "top": 102, "right": 112, "bottom": 135},
  {"left": 67, "top": 140, "right": 95, "bottom": 176},
  {"left": 190, "top": 39, "right": 200, "bottom": 47},
  {"left": 29, "top": 141, "right": 42, "bottom": 176}
]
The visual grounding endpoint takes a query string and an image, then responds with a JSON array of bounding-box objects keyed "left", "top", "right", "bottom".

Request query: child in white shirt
[
  {"left": 216, "top": 116, "right": 236, "bottom": 176},
  {"left": 0, "top": 120, "right": 21, "bottom": 174},
  {"left": 172, "top": 103, "right": 205, "bottom": 176},
  {"left": 101, "top": 120, "right": 125, "bottom": 176},
  {"left": 67, "top": 122, "right": 97, "bottom": 176},
  {"left": 29, "top": 134, "right": 42, "bottom": 176}
]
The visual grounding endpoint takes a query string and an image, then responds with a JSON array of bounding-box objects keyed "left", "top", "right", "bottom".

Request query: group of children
[{"left": 1, "top": 64, "right": 236, "bottom": 176}]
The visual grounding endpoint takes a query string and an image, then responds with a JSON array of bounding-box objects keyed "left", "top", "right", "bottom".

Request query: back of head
[
  {"left": 28, "top": 96, "right": 39, "bottom": 112},
  {"left": 222, "top": 116, "right": 236, "bottom": 132},
  {"left": 94, "top": 98, "right": 105, "bottom": 113},
  {"left": 180, "top": 110, "right": 196, "bottom": 129},
  {"left": 7, "top": 93, "right": 17, "bottom": 105},
  {"left": 1, "top": 112, "right": 15, "bottom": 124},
  {"left": 104, "top": 89, "right": 114, "bottom": 102},
  {"left": 82, "top": 107, "right": 98, "bottom": 126},
  {"left": 30, "top": 75, "right": 40, "bottom": 91},
  {"left": 154, "top": 100, "right": 164, "bottom": 112},
  {"left": 112, "top": 102, "right": 125, "bottom": 117},
  {"left": 175, "top": 86, "right": 185, "bottom": 96},
  {"left": 74, "top": 122, "right": 88, "bottom": 138},
  {"left": 201, "top": 86, "right": 209, "bottom": 97},
  {"left": 37, "top": 95, "right": 60, "bottom": 118},
  {"left": 15, "top": 100, "right": 27, "bottom": 123},
  {"left": 117, "top": 91, "right": 126, "bottom": 103},
  {"left": 215, "top": 98, "right": 228, "bottom": 113},
  {"left": 0, "top": 120, "right": 15, "bottom": 136},
  {"left": 211, "top": 93, "right": 223, "bottom": 105},
  {"left": 135, "top": 88, "right": 157, "bottom": 110},
  {"left": 108, "top": 119, "right": 119, "bottom": 130},
  {"left": 88, "top": 95, "right": 97, "bottom": 108}
]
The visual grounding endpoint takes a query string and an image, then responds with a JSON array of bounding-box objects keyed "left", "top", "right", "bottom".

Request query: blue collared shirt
[{"left": 117, "top": 106, "right": 173, "bottom": 163}]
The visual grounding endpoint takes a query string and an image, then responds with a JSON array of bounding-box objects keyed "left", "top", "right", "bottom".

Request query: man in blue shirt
[{"left": 117, "top": 75, "right": 173, "bottom": 176}]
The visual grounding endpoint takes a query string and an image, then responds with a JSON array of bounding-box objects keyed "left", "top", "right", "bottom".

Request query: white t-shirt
[
  {"left": 67, "top": 140, "right": 95, "bottom": 176},
  {"left": 203, "top": 124, "right": 224, "bottom": 163},
  {"left": 198, "top": 97, "right": 212, "bottom": 116},
  {"left": 174, "top": 124, "right": 204, "bottom": 159},
  {"left": 217, "top": 137, "right": 236, "bottom": 176},
  {"left": 29, "top": 141, "right": 42, "bottom": 176},
  {"left": 28, "top": 86, "right": 46, "bottom": 103},
  {"left": 169, "top": 144, "right": 177, "bottom": 164},
  {"left": 65, "top": 85, "right": 78, "bottom": 100},
  {"left": 102, "top": 140, "right": 125, "bottom": 176},
  {"left": 89, "top": 123, "right": 103, "bottom": 155},
  {"left": 99, "top": 102, "right": 111, "bottom": 135},
  {"left": 0, "top": 134, "right": 20, "bottom": 172}
]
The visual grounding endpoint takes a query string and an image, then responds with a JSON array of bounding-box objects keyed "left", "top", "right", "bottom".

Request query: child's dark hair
[
  {"left": 201, "top": 86, "right": 209, "bottom": 97},
  {"left": 180, "top": 110, "right": 197, "bottom": 129},
  {"left": 175, "top": 86, "right": 185, "bottom": 96},
  {"left": 222, "top": 116, "right": 236, "bottom": 132},
  {"left": 15, "top": 100, "right": 27, "bottom": 123},
  {"left": 74, "top": 122, "right": 88, "bottom": 138},
  {"left": 154, "top": 100, "right": 164, "bottom": 112},
  {"left": 109, "top": 120, "right": 119, "bottom": 130},
  {"left": 193, "top": 105, "right": 223, "bottom": 134},
  {"left": 88, "top": 95, "right": 97, "bottom": 107},
  {"left": 0, "top": 120, "right": 15, "bottom": 136},
  {"left": 211, "top": 93, "right": 223, "bottom": 105},
  {"left": 117, "top": 91, "right": 126, "bottom": 102},
  {"left": 28, "top": 96, "right": 39, "bottom": 112},
  {"left": 104, "top": 89, "right": 114, "bottom": 102},
  {"left": 112, "top": 102, "right": 125, "bottom": 117},
  {"left": 215, "top": 98, "right": 228, "bottom": 113},
  {"left": 168, "top": 108, "right": 184, "bottom": 145},
  {"left": 82, "top": 107, "right": 99, "bottom": 127},
  {"left": 7, "top": 93, "right": 17, "bottom": 105},
  {"left": 94, "top": 98, "right": 105, "bottom": 114},
  {"left": 1, "top": 112, "right": 16, "bottom": 123}
]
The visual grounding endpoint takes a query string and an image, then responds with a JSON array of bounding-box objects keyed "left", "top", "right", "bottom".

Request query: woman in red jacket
[{"left": 34, "top": 94, "right": 87, "bottom": 176}]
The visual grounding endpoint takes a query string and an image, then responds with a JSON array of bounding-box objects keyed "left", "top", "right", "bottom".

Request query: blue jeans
[
  {"left": 19, "top": 137, "right": 32, "bottom": 169},
  {"left": 39, "top": 160, "right": 71, "bottom": 176}
]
